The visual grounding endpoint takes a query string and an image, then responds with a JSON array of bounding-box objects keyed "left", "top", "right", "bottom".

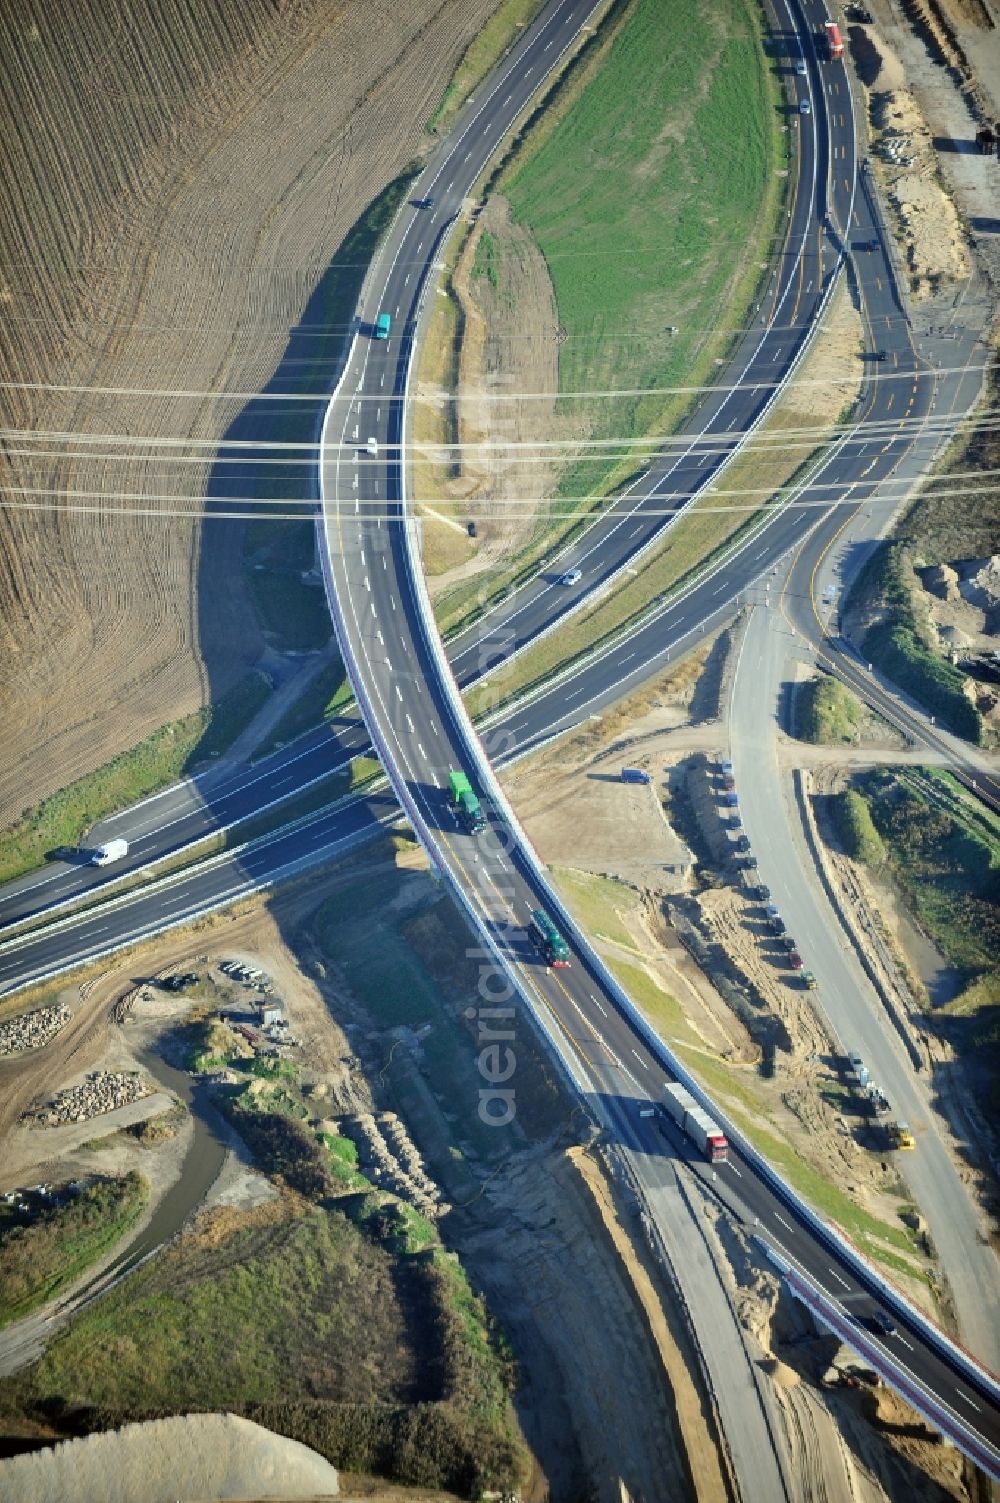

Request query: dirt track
[
  {"left": 421, "top": 193, "right": 565, "bottom": 593},
  {"left": 0, "top": 0, "right": 497, "bottom": 828}
]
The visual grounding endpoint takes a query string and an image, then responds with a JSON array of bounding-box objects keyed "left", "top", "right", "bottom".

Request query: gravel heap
[
  {"left": 0, "top": 1004, "right": 71, "bottom": 1056},
  {"left": 36, "top": 1070, "right": 148, "bottom": 1125},
  {"left": 0, "top": 1412, "right": 340, "bottom": 1501}
]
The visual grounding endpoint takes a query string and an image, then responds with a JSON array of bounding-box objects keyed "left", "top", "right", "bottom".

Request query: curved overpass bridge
[{"left": 314, "top": 0, "right": 1000, "bottom": 1481}]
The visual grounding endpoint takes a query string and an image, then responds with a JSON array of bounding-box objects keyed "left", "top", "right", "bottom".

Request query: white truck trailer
[{"left": 662, "top": 1082, "right": 728, "bottom": 1162}]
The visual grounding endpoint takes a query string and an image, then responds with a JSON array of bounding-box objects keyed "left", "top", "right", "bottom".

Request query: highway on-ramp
[{"left": 0, "top": 0, "right": 997, "bottom": 1471}]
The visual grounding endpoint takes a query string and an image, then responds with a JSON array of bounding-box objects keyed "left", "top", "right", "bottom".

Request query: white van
[{"left": 92, "top": 838, "right": 129, "bottom": 867}]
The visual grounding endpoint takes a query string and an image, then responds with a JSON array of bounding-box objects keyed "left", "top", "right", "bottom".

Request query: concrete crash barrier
[{"left": 314, "top": 18, "right": 1000, "bottom": 1474}]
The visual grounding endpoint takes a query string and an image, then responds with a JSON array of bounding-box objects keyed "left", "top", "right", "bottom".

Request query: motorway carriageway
[
  {"left": 317, "top": 0, "right": 1000, "bottom": 1478},
  {"left": 2, "top": 1, "right": 995, "bottom": 994},
  {"left": 3, "top": 0, "right": 995, "bottom": 966},
  {"left": 0, "top": 0, "right": 997, "bottom": 1470},
  {"left": 0, "top": 0, "right": 841, "bottom": 933}
]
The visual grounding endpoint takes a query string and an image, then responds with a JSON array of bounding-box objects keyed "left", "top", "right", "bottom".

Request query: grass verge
[
  {"left": 551, "top": 868, "right": 639, "bottom": 951},
  {"left": 734, "top": 1117, "right": 922, "bottom": 1277},
  {"left": 426, "top": 0, "right": 547, "bottom": 135},
  {"left": 0, "top": 1173, "right": 148, "bottom": 1327},
  {"left": 425, "top": 0, "right": 788, "bottom": 639},
  {"left": 503, "top": 0, "right": 782, "bottom": 503},
  {"left": 848, "top": 543, "right": 982, "bottom": 744},
  {"left": 0, "top": 670, "right": 272, "bottom": 886},
  {"left": 833, "top": 788, "right": 886, "bottom": 865}
]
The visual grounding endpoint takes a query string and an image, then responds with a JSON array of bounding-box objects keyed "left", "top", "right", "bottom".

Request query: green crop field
[
  {"left": 432, "top": 0, "right": 785, "bottom": 639},
  {"left": 503, "top": 0, "right": 781, "bottom": 508}
]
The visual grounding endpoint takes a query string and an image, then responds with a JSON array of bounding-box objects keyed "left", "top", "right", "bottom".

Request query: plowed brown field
[{"left": 0, "top": 0, "right": 496, "bottom": 827}]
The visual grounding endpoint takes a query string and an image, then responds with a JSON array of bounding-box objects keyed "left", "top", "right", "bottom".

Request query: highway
[
  {"left": 730, "top": 597, "right": 1000, "bottom": 1373},
  {"left": 1, "top": 0, "right": 992, "bottom": 953},
  {"left": 7, "top": 0, "right": 989, "bottom": 941},
  {"left": 0, "top": 4, "right": 989, "bottom": 1026},
  {"left": 311, "top": 0, "right": 1000, "bottom": 1480},
  {"left": 0, "top": 0, "right": 841, "bottom": 934},
  {"left": 0, "top": 0, "right": 997, "bottom": 1475}
]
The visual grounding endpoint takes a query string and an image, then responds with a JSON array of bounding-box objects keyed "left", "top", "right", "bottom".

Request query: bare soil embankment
[
  {"left": 0, "top": 0, "right": 496, "bottom": 828},
  {"left": 417, "top": 194, "right": 565, "bottom": 589},
  {"left": 0, "top": 849, "right": 717, "bottom": 1501}
]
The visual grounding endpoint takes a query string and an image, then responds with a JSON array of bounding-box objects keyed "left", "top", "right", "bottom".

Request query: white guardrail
[{"left": 315, "top": 298, "right": 1000, "bottom": 1492}]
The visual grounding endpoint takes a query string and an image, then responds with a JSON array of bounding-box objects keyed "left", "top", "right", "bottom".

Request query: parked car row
[{"left": 716, "top": 754, "right": 814, "bottom": 988}]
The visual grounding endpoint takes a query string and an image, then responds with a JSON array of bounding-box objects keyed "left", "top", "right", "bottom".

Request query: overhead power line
[
  {"left": 2, "top": 397, "right": 999, "bottom": 467},
  {"left": 1, "top": 476, "right": 999, "bottom": 524},
  {"left": 0, "top": 357, "right": 995, "bottom": 409}
]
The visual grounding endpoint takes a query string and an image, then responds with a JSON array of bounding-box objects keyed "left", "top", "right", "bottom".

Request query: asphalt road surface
[
  {"left": 729, "top": 598, "right": 1000, "bottom": 1373},
  {"left": 0, "top": 0, "right": 842, "bottom": 933},
  {"left": 1, "top": 0, "right": 997, "bottom": 1472}
]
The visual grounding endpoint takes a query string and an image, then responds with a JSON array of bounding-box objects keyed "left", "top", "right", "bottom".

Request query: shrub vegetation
[
  {"left": 0, "top": 1173, "right": 148, "bottom": 1327},
  {"left": 834, "top": 788, "right": 886, "bottom": 867},
  {"left": 797, "top": 676, "right": 860, "bottom": 744},
  {"left": 851, "top": 544, "right": 982, "bottom": 743}
]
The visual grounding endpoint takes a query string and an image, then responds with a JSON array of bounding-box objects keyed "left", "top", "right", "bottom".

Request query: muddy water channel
[{"left": 101, "top": 1047, "right": 229, "bottom": 1281}]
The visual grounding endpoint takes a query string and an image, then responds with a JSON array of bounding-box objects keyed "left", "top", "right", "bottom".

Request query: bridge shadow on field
[{"left": 181, "top": 168, "right": 421, "bottom": 862}]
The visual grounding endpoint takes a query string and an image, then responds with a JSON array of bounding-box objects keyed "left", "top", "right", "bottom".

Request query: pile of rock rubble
[
  {"left": 343, "top": 1111, "right": 449, "bottom": 1219},
  {"left": 35, "top": 1070, "right": 149, "bottom": 1126},
  {"left": 0, "top": 1002, "right": 71, "bottom": 1055}
]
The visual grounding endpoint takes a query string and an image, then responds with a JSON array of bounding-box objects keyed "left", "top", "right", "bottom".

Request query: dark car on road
[
  {"left": 868, "top": 1311, "right": 897, "bottom": 1337},
  {"left": 735, "top": 834, "right": 751, "bottom": 853}
]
